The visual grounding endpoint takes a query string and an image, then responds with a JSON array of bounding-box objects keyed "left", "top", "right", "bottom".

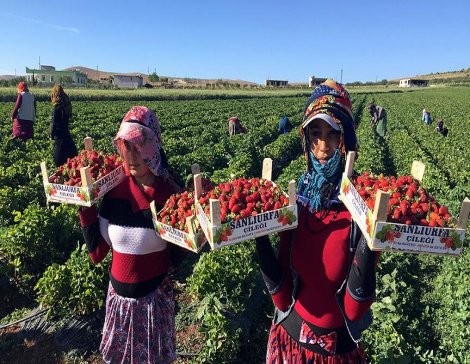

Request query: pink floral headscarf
[{"left": 113, "top": 106, "right": 168, "bottom": 177}]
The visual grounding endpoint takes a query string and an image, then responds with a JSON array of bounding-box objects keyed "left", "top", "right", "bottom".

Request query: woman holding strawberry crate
[
  {"left": 256, "top": 80, "right": 379, "bottom": 363},
  {"left": 78, "top": 106, "right": 182, "bottom": 363}
]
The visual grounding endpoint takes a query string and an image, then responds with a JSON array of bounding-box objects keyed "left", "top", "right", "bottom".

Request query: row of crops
[{"left": 0, "top": 87, "right": 469, "bottom": 363}]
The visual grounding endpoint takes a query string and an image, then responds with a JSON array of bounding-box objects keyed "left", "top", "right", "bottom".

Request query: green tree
[{"left": 148, "top": 72, "right": 159, "bottom": 82}]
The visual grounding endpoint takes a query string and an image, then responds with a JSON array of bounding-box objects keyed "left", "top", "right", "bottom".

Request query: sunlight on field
[{"left": 0, "top": 86, "right": 469, "bottom": 363}]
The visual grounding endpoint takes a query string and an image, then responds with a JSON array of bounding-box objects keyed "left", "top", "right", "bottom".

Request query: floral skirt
[
  {"left": 12, "top": 118, "right": 33, "bottom": 141},
  {"left": 100, "top": 277, "right": 176, "bottom": 364},
  {"left": 266, "top": 322, "right": 367, "bottom": 364}
]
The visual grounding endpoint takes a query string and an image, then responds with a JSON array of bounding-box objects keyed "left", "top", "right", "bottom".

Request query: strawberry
[{"left": 438, "top": 205, "right": 448, "bottom": 216}]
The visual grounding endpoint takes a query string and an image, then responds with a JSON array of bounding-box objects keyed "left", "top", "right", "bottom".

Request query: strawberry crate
[
  {"left": 40, "top": 137, "right": 125, "bottom": 207},
  {"left": 196, "top": 158, "right": 298, "bottom": 250},
  {"left": 339, "top": 151, "right": 470, "bottom": 256},
  {"left": 150, "top": 164, "right": 208, "bottom": 253}
]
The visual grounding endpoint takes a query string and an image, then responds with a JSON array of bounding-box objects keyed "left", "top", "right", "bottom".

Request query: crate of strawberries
[
  {"left": 195, "top": 158, "right": 298, "bottom": 249},
  {"left": 40, "top": 137, "right": 125, "bottom": 206},
  {"left": 150, "top": 168, "right": 211, "bottom": 253},
  {"left": 339, "top": 152, "right": 470, "bottom": 256}
]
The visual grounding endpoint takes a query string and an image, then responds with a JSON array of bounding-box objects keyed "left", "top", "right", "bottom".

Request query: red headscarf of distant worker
[
  {"left": 17, "top": 81, "right": 28, "bottom": 93},
  {"left": 113, "top": 106, "right": 168, "bottom": 178}
]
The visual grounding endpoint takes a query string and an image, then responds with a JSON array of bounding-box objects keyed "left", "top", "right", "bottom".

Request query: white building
[
  {"left": 265, "top": 79, "right": 288, "bottom": 87},
  {"left": 399, "top": 78, "right": 428, "bottom": 87},
  {"left": 25, "top": 66, "right": 87, "bottom": 86},
  {"left": 309, "top": 76, "right": 327, "bottom": 87},
  {"left": 113, "top": 74, "right": 144, "bottom": 88}
]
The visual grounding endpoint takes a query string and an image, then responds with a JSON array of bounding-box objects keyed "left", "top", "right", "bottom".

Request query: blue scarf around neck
[{"left": 297, "top": 148, "right": 344, "bottom": 213}]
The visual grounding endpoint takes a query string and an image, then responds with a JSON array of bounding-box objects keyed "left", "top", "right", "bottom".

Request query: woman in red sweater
[
  {"left": 11, "top": 81, "right": 36, "bottom": 142},
  {"left": 79, "top": 106, "right": 181, "bottom": 363},
  {"left": 256, "top": 80, "right": 379, "bottom": 363}
]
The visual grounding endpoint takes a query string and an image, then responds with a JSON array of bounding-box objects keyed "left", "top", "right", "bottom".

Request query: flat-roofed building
[
  {"left": 265, "top": 79, "right": 288, "bottom": 87},
  {"left": 399, "top": 78, "right": 428, "bottom": 87},
  {"left": 25, "top": 66, "right": 87, "bottom": 85}
]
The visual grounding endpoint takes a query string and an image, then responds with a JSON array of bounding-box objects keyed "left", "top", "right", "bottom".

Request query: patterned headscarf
[
  {"left": 17, "top": 82, "right": 28, "bottom": 93},
  {"left": 297, "top": 79, "right": 357, "bottom": 213},
  {"left": 113, "top": 106, "right": 168, "bottom": 178}
]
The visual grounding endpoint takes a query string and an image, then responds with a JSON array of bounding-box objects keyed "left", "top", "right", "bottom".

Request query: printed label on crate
[
  {"left": 94, "top": 165, "right": 125, "bottom": 197},
  {"left": 44, "top": 183, "right": 88, "bottom": 203},
  {"left": 372, "top": 223, "right": 465, "bottom": 255},
  {"left": 44, "top": 165, "right": 125, "bottom": 206},
  {"left": 340, "top": 176, "right": 375, "bottom": 238},
  {"left": 197, "top": 203, "right": 297, "bottom": 249},
  {"left": 154, "top": 220, "right": 204, "bottom": 252}
]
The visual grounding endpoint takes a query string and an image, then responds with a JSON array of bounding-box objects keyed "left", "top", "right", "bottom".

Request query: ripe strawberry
[
  {"left": 264, "top": 201, "right": 273, "bottom": 211},
  {"left": 393, "top": 208, "right": 401, "bottom": 221},
  {"left": 438, "top": 206, "right": 448, "bottom": 216},
  {"left": 240, "top": 209, "right": 250, "bottom": 218},
  {"left": 220, "top": 233, "right": 229, "bottom": 242},
  {"left": 231, "top": 204, "right": 241, "bottom": 214}
]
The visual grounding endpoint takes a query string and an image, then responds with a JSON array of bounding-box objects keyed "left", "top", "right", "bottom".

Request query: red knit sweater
[
  {"left": 272, "top": 206, "right": 375, "bottom": 329},
  {"left": 79, "top": 174, "right": 177, "bottom": 298}
]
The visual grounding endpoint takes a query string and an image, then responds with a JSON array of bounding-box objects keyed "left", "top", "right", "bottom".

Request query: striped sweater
[{"left": 79, "top": 174, "right": 177, "bottom": 298}]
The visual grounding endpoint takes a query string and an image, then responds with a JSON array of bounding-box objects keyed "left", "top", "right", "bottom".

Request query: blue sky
[{"left": 1, "top": 0, "right": 469, "bottom": 84}]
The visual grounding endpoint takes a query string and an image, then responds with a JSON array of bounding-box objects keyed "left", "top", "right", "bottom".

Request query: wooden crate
[
  {"left": 150, "top": 164, "right": 207, "bottom": 253},
  {"left": 196, "top": 158, "right": 298, "bottom": 250},
  {"left": 40, "top": 137, "right": 125, "bottom": 207},
  {"left": 339, "top": 152, "right": 470, "bottom": 256}
]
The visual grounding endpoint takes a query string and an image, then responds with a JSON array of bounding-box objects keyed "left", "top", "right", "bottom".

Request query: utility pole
[
  {"left": 340, "top": 69, "right": 343, "bottom": 83},
  {"left": 39, "top": 56, "right": 41, "bottom": 69}
]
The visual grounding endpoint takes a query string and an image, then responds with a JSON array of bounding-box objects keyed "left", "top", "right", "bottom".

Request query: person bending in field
[
  {"left": 11, "top": 81, "right": 36, "bottom": 142},
  {"left": 367, "top": 103, "right": 387, "bottom": 138},
  {"left": 436, "top": 118, "right": 448, "bottom": 137},
  {"left": 228, "top": 116, "right": 247, "bottom": 136},
  {"left": 50, "top": 85, "right": 78, "bottom": 166},
  {"left": 278, "top": 116, "right": 294, "bottom": 135},
  {"left": 255, "top": 79, "right": 380, "bottom": 363},
  {"left": 78, "top": 106, "right": 183, "bottom": 363},
  {"left": 422, "top": 109, "right": 432, "bottom": 125}
]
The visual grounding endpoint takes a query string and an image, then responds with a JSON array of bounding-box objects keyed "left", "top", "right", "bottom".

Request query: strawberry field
[{"left": 0, "top": 87, "right": 470, "bottom": 363}]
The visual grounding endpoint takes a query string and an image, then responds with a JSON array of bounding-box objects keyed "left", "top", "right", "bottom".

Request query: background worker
[
  {"left": 278, "top": 116, "right": 293, "bottom": 135},
  {"left": 436, "top": 118, "right": 448, "bottom": 137},
  {"left": 11, "top": 81, "right": 36, "bottom": 142},
  {"left": 367, "top": 103, "right": 387, "bottom": 138},
  {"left": 422, "top": 109, "right": 432, "bottom": 124},
  {"left": 228, "top": 116, "right": 247, "bottom": 136}
]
